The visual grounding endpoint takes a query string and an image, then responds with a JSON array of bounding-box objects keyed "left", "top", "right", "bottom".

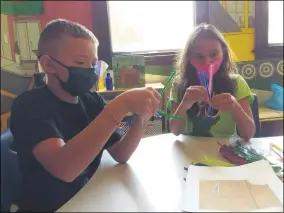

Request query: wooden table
[
  {"left": 259, "top": 107, "right": 284, "bottom": 137},
  {"left": 259, "top": 107, "right": 283, "bottom": 122},
  {"left": 57, "top": 134, "right": 283, "bottom": 212}
]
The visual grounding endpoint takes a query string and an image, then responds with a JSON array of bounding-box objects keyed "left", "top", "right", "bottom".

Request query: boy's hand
[
  {"left": 135, "top": 114, "right": 152, "bottom": 127},
  {"left": 181, "top": 86, "right": 208, "bottom": 109},
  {"left": 122, "top": 87, "right": 161, "bottom": 116},
  {"left": 210, "top": 93, "right": 237, "bottom": 112}
]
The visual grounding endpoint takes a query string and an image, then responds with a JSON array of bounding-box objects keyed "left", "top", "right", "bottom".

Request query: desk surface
[
  {"left": 259, "top": 107, "right": 283, "bottom": 121},
  {"left": 57, "top": 134, "right": 283, "bottom": 212}
]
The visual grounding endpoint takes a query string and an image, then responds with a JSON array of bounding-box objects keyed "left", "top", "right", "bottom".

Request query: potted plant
[{"left": 14, "top": 41, "right": 21, "bottom": 64}]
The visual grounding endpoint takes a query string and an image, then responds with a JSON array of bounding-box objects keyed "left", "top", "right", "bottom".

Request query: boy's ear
[{"left": 39, "top": 55, "right": 55, "bottom": 74}]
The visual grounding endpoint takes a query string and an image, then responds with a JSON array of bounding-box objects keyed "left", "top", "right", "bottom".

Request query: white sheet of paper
[{"left": 181, "top": 160, "right": 283, "bottom": 212}]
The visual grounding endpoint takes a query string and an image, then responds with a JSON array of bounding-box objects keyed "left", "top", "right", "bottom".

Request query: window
[
  {"left": 268, "top": 1, "right": 283, "bottom": 45},
  {"left": 92, "top": 1, "right": 209, "bottom": 66},
  {"left": 255, "top": 1, "right": 283, "bottom": 60},
  {"left": 107, "top": 1, "right": 194, "bottom": 53}
]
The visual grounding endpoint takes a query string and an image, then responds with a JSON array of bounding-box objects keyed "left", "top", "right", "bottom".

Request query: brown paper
[
  {"left": 247, "top": 182, "right": 282, "bottom": 209},
  {"left": 199, "top": 180, "right": 282, "bottom": 211}
]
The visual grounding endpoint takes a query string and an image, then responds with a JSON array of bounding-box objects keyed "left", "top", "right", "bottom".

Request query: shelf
[{"left": 259, "top": 107, "right": 283, "bottom": 122}]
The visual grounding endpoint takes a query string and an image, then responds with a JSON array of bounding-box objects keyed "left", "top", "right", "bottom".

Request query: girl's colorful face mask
[
  {"left": 190, "top": 56, "right": 224, "bottom": 76},
  {"left": 192, "top": 56, "right": 224, "bottom": 117}
]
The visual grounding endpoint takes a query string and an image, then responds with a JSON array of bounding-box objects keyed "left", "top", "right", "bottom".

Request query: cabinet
[{"left": 14, "top": 21, "right": 41, "bottom": 61}]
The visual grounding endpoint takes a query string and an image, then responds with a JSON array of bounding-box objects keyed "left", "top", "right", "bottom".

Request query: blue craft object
[
  {"left": 155, "top": 112, "right": 163, "bottom": 118},
  {"left": 197, "top": 72, "right": 214, "bottom": 117},
  {"left": 126, "top": 114, "right": 136, "bottom": 127},
  {"left": 202, "top": 72, "right": 213, "bottom": 117},
  {"left": 265, "top": 84, "right": 283, "bottom": 111}
]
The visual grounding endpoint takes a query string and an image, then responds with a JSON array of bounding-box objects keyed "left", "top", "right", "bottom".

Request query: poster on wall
[{"left": 112, "top": 55, "right": 145, "bottom": 89}]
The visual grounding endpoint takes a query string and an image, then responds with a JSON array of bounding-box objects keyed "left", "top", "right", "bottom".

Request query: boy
[{"left": 10, "top": 19, "right": 161, "bottom": 212}]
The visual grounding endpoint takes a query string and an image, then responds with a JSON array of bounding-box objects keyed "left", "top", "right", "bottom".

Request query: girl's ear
[{"left": 39, "top": 55, "right": 55, "bottom": 74}]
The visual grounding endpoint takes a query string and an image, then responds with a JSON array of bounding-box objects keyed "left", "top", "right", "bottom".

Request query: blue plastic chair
[{"left": 1, "top": 129, "right": 22, "bottom": 212}]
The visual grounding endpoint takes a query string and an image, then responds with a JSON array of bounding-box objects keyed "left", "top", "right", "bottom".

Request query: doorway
[
  {"left": 1, "top": 14, "right": 13, "bottom": 60},
  {"left": 14, "top": 21, "right": 41, "bottom": 61}
]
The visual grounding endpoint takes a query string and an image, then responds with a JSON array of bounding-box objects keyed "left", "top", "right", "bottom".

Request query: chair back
[
  {"left": 33, "top": 72, "right": 46, "bottom": 87},
  {"left": 1, "top": 129, "right": 21, "bottom": 212},
  {"left": 250, "top": 94, "right": 261, "bottom": 137}
]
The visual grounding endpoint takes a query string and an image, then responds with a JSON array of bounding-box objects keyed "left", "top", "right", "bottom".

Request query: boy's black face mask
[{"left": 49, "top": 57, "right": 98, "bottom": 97}]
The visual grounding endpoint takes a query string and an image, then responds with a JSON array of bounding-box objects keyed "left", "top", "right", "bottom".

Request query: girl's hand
[
  {"left": 181, "top": 86, "right": 208, "bottom": 110},
  {"left": 210, "top": 93, "right": 237, "bottom": 112}
]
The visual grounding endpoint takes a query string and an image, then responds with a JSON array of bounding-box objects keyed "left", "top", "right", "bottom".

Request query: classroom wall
[
  {"left": 1, "top": 1, "right": 93, "bottom": 131},
  {"left": 145, "top": 1, "right": 283, "bottom": 104},
  {"left": 6, "top": 1, "right": 93, "bottom": 62},
  {"left": 1, "top": 1, "right": 283, "bottom": 132}
]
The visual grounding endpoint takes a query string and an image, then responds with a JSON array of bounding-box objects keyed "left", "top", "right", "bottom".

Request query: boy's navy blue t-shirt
[{"left": 10, "top": 86, "right": 123, "bottom": 212}]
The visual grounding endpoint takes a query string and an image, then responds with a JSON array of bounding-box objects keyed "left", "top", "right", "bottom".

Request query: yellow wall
[{"left": 224, "top": 28, "right": 255, "bottom": 62}]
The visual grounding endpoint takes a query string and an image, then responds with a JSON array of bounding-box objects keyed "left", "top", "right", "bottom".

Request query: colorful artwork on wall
[{"left": 112, "top": 55, "right": 145, "bottom": 89}]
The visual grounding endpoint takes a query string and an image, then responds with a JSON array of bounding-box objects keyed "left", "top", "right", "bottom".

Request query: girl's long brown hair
[{"left": 174, "top": 24, "right": 237, "bottom": 118}]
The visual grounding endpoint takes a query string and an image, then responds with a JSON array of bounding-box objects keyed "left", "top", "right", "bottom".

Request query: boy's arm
[
  {"left": 107, "top": 115, "right": 148, "bottom": 163},
  {"left": 107, "top": 87, "right": 161, "bottom": 163},
  {"left": 29, "top": 88, "right": 160, "bottom": 183},
  {"left": 169, "top": 101, "right": 188, "bottom": 136},
  {"left": 168, "top": 77, "right": 187, "bottom": 136},
  {"left": 32, "top": 97, "right": 127, "bottom": 183}
]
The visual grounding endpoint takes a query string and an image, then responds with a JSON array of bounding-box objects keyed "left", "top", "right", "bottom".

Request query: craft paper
[{"left": 182, "top": 160, "right": 283, "bottom": 212}]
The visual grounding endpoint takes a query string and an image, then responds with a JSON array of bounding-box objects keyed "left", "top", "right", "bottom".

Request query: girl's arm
[
  {"left": 169, "top": 86, "right": 208, "bottom": 136},
  {"left": 231, "top": 97, "right": 255, "bottom": 141},
  {"left": 169, "top": 101, "right": 189, "bottom": 136},
  {"left": 210, "top": 93, "right": 256, "bottom": 141}
]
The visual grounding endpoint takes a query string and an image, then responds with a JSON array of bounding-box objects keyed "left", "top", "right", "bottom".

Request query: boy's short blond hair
[{"left": 38, "top": 19, "right": 98, "bottom": 57}]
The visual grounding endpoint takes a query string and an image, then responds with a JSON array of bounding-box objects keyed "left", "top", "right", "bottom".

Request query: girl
[{"left": 169, "top": 24, "right": 255, "bottom": 141}]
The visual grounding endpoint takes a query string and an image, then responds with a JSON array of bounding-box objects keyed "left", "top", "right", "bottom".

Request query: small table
[{"left": 57, "top": 134, "right": 283, "bottom": 212}]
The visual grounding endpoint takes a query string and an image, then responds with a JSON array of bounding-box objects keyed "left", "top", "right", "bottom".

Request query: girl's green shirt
[{"left": 169, "top": 74, "right": 254, "bottom": 138}]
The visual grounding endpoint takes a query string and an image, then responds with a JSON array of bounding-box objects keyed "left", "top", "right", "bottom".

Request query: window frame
[
  {"left": 92, "top": 1, "right": 209, "bottom": 67},
  {"left": 254, "top": 1, "right": 283, "bottom": 60}
]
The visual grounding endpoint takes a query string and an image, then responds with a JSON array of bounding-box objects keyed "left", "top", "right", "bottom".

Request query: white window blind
[
  {"left": 268, "top": 1, "right": 283, "bottom": 45},
  {"left": 108, "top": 1, "right": 195, "bottom": 53}
]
